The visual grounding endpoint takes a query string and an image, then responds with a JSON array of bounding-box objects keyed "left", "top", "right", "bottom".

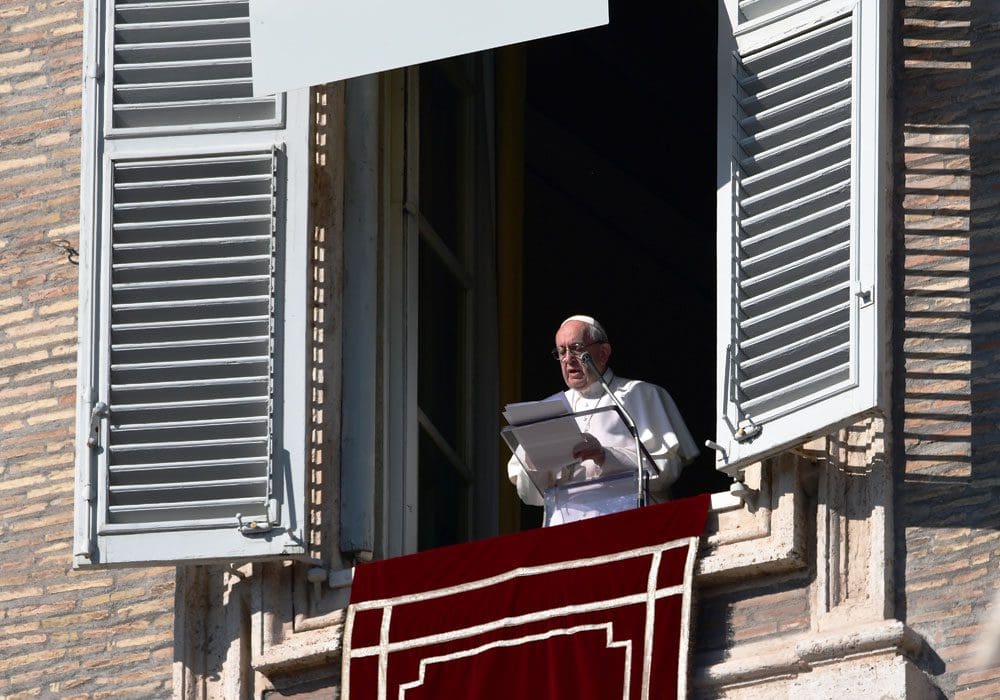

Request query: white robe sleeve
[
  {"left": 599, "top": 381, "right": 698, "bottom": 492},
  {"left": 506, "top": 450, "right": 554, "bottom": 507}
]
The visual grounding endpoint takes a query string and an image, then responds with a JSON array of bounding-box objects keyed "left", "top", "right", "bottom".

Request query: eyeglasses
[{"left": 551, "top": 341, "right": 601, "bottom": 361}]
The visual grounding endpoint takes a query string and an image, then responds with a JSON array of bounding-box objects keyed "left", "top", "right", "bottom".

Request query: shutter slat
[
  {"left": 740, "top": 281, "right": 850, "bottom": 333},
  {"left": 740, "top": 340, "right": 850, "bottom": 392},
  {"left": 741, "top": 363, "right": 849, "bottom": 414},
  {"left": 109, "top": 497, "right": 264, "bottom": 514},
  {"left": 113, "top": 96, "right": 275, "bottom": 112},
  {"left": 741, "top": 200, "right": 850, "bottom": 248},
  {"left": 111, "top": 335, "right": 267, "bottom": 351},
  {"left": 738, "top": 99, "right": 851, "bottom": 151},
  {"left": 111, "top": 436, "right": 267, "bottom": 452},
  {"left": 740, "top": 260, "right": 850, "bottom": 313},
  {"left": 738, "top": 27, "right": 851, "bottom": 88},
  {"left": 742, "top": 219, "right": 849, "bottom": 270},
  {"left": 112, "top": 295, "right": 269, "bottom": 311},
  {"left": 114, "top": 214, "right": 271, "bottom": 231},
  {"left": 110, "top": 477, "right": 269, "bottom": 494},
  {"left": 112, "top": 315, "right": 268, "bottom": 331},
  {"left": 740, "top": 320, "right": 851, "bottom": 371},
  {"left": 739, "top": 301, "right": 847, "bottom": 354},
  {"left": 114, "top": 416, "right": 267, "bottom": 432},
  {"left": 112, "top": 396, "right": 268, "bottom": 411},
  {"left": 112, "top": 274, "right": 270, "bottom": 290},
  {"left": 740, "top": 157, "right": 850, "bottom": 208},
  {"left": 114, "top": 174, "right": 270, "bottom": 189},
  {"left": 113, "top": 254, "right": 271, "bottom": 270},
  {"left": 114, "top": 235, "right": 270, "bottom": 251},
  {"left": 738, "top": 78, "right": 851, "bottom": 131},
  {"left": 741, "top": 138, "right": 850, "bottom": 188},
  {"left": 111, "top": 355, "right": 269, "bottom": 371},
  {"left": 740, "top": 239, "right": 850, "bottom": 292},
  {"left": 740, "top": 120, "right": 850, "bottom": 174},
  {"left": 739, "top": 180, "right": 851, "bottom": 229},
  {"left": 110, "top": 456, "right": 268, "bottom": 474}
]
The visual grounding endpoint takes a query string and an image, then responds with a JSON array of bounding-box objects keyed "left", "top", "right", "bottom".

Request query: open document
[{"left": 502, "top": 394, "right": 582, "bottom": 473}]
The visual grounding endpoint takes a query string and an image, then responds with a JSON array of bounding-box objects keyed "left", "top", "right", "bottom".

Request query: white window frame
[{"left": 380, "top": 59, "right": 498, "bottom": 558}]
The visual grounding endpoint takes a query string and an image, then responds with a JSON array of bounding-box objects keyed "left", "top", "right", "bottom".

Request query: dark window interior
[{"left": 520, "top": 2, "right": 729, "bottom": 527}]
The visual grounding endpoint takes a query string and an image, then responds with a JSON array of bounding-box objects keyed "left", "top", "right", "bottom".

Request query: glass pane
[
  {"left": 418, "top": 240, "right": 465, "bottom": 448},
  {"left": 420, "top": 61, "right": 464, "bottom": 257},
  {"left": 418, "top": 428, "right": 469, "bottom": 551}
]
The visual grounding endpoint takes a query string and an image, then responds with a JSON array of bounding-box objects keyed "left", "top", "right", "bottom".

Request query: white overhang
[{"left": 248, "top": 0, "right": 609, "bottom": 95}]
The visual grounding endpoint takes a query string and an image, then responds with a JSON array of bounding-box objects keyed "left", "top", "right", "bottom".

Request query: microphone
[{"left": 576, "top": 351, "right": 650, "bottom": 508}]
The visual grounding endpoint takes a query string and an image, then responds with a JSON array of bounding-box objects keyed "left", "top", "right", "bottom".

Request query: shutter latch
[
  {"left": 86, "top": 401, "right": 110, "bottom": 449},
  {"left": 734, "top": 417, "right": 761, "bottom": 443},
  {"left": 237, "top": 513, "right": 272, "bottom": 534},
  {"left": 238, "top": 499, "right": 279, "bottom": 534}
]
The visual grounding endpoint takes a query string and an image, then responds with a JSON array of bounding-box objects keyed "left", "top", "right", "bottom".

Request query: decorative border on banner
[
  {"left": 342, "top": 535, "right": 700, "bottom": 700},
  {"left": 398, "top": 623, "right": 634, "bottom": 699}
]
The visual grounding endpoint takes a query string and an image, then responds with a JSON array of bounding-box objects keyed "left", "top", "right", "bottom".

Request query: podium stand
[
  {"left": 543, "top": 471, "right": 638, "bottom": 526},
  {"left": 501, "top": 405, "right": 657, "bottom": 527}
]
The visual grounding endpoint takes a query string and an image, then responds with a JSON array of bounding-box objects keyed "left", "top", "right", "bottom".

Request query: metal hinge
[
  {"left": 855, "top": 285, "right": 875, "bottom": 308},
  {"left": 86, "top": 401, "right": 110, "bottom": 449}
]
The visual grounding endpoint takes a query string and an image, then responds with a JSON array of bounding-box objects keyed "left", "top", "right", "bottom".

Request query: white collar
[{"left": 573, "top": 368, "right": 615, "bottom": 400}]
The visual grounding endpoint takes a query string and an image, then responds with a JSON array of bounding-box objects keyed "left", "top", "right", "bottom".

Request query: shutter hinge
[
  {"left": 86, "top": 401, "right": 110, "bottom": 449},
  {"left": 85, "top": 58, "right": 102, "bottom": 81},
  {"left": 855, "top": 285, "right": 875, "bottom": 308}
]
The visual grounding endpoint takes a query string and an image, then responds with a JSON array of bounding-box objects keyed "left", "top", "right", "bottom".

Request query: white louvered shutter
[
  {"left": 713, "top": 0, "right": 889, "bottom": 474},
  {"left": 75, "top": 0, "right": 309, "bottom": 565}
]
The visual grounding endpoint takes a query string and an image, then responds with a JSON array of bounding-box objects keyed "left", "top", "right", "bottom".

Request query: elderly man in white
[{"left": 507, "top": 315, "right": 699, "bottom": 514}]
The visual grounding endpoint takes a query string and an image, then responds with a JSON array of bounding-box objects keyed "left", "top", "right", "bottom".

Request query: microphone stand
[{"left": 580, "top": 353, "right": 649, "bottom": 509}]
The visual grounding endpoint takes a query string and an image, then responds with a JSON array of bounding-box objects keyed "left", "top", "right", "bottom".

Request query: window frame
[{"left": 379, "top": 58, "right": 499, "bottom": 558}]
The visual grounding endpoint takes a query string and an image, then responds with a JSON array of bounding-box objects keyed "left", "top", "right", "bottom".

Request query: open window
[
  {"left": 713, "top": 0, "right": 890, "bottom": 474},
  {"left": 74, "top": 0, "right": 310, "bottom": 565}
]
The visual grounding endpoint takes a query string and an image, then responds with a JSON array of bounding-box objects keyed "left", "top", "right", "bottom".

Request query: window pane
[
  {"left": 418, "top": 240, "right": 465, "bottom": 448},
  {"left": 418, "top": 428, "right": 469, "bottom": 551},
  {"left": 419, "top": 62, "right": 464, "bottom": 257}
]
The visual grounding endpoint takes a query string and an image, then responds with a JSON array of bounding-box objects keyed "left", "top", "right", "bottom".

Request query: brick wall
[
  {"left": 0, "top": 2, "right": 175, "bottom": 697},
  {"left": 896, "top": 0, "right": 1000, "bottom": 697}
]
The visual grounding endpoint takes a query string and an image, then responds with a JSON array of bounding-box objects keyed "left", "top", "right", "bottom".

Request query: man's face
[{"left": 555, "top": 320, "right": 611, "bottom": 391}]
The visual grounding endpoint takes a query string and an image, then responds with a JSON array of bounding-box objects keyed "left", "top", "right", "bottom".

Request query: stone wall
[
  {"left": 0, "top": 2, "right": 175, "bottom": 697},
  {"left": 895, "top": 0, "right": 1000, "bottom": 697}
]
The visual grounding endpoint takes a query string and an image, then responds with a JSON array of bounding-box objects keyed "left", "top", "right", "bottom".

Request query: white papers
[
  {"left": 503, "top": 394, "right": 571, "bottom": 425},
  {"left": 502, "top": 395, "right": 581, "bottom": 473}
]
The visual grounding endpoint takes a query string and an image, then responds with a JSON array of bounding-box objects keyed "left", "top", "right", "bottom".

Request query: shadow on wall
[
  {"left": 894, "top": 0, "right": 1000, "bottom": 693},
  {"left": 894, "top": 0, "right": 999, "bottom": 530}
]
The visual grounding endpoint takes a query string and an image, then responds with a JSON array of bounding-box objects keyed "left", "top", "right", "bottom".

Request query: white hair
[{"left": 560, "top": 315, "right": 608, "bottom": 343}]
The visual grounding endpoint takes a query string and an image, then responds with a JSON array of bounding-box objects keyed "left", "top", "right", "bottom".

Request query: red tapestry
[{"left": 343, "top": 494, "right": 710, "bottom": 699}]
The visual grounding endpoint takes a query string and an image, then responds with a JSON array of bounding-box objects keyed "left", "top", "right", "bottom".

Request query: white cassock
[{"left": 507, "top": 369, "right": 700, "bottom": 507}]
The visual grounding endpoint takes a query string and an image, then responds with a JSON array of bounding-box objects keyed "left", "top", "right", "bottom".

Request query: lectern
[{"left": 502, "top": 405, "right": 657, "bottom": 527}]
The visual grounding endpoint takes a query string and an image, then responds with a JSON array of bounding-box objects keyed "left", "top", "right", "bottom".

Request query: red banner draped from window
[{"left": 343, "top": 494, "right": 710, "bottom": 699}]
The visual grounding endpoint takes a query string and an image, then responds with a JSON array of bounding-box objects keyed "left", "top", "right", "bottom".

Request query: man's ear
[{"left": 600, "top": 342, "right": 612, "bottom": 366}]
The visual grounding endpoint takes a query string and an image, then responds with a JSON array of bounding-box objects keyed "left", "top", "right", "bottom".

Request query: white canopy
[{"left": 248, "top": 0, "right": 608, "bottom": 95}]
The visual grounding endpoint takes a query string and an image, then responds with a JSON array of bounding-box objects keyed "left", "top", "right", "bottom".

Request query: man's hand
[{"left": 573, "top": 432, "right": 605, "bottom": 465}]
